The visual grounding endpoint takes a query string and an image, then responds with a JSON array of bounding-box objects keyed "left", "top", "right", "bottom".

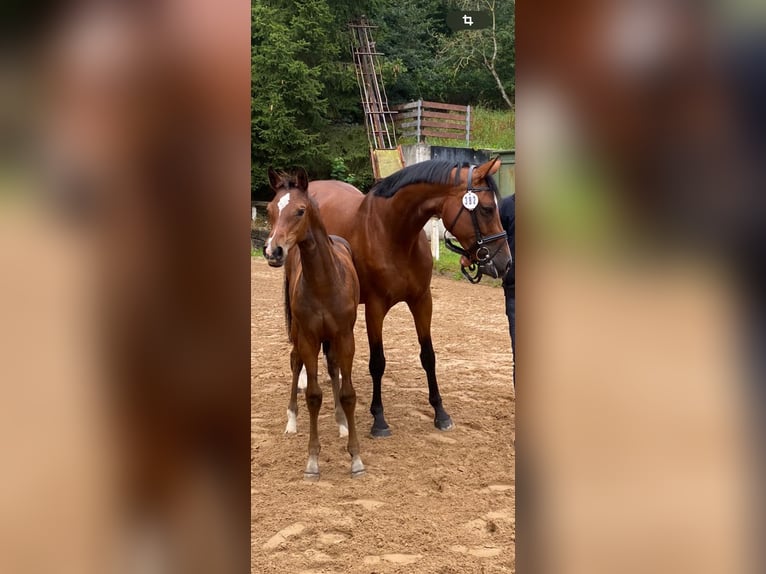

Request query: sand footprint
[
  {"left": 262, "top": 522, "right": 306, "bottom": 550},
  {"left": 340, "top": 499, "right": 385, "bottom": 511},
  {"left": 317, "top": 531, "right": 349, "bottom": 545},
  {"left": 480, "top": 484, "right": 513, "bottom": 494},
  {"left": 363, "top": 554, "right": 423, "bottom": 565},
  {"left": 450, "top": 544, "right": 503, "bottom": 558},
  {"left": 426, "top": 433, "right": 458, "bottom": 445}
]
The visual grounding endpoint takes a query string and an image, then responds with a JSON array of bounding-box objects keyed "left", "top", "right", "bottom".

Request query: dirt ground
[{"left": 252, "top": 256, "right": 515, "bottom": 573}]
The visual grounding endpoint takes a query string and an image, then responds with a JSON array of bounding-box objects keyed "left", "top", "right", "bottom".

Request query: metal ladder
[{"left": 349, "top": 18, "right": 397, "bottom": 151}]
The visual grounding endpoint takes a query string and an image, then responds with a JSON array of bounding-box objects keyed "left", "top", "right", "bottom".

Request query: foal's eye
[{"left": 295, "top": 207, "right": 306, "bottom": 217}]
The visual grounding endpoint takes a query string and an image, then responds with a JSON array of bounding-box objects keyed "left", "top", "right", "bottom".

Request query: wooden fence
[{"left": 393, "top": 100, "right": 471, "bottom": 145}]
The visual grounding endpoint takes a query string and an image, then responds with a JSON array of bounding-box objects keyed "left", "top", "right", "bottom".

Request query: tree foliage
[{"left": 252, "top": 0, "right": 514, "bottom": 198}]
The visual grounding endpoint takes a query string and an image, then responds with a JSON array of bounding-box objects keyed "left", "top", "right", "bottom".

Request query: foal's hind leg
[
  {"left": 285, "top": 347, "right": 302, "bottom": 434},
  {"left": 323, "top": 341, "right": 349, "bottom": 437},
  {"left": 301, "top": 342, "right": 323, "bottom": 480},
  {"left": 337, "top": 333, "right": 364, "bottom": 477},
  {"left": 408, "top": 293, "right": 453, "bottom": 431}
]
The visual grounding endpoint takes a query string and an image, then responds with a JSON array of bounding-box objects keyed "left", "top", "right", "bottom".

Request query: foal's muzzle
[{"left": 263, "top": 244, "right": 285, "bottom": 267}]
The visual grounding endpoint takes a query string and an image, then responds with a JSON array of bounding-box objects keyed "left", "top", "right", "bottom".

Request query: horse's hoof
[
  {"left": 351, "top": 468, "right": 366, "bottom": 478},
  {"left": 434, "top": 416, "right": 454, "bottom": 431},
  {"left": 370, "top": 426, "right": 392, "bottom": 438},
  {"left": 303, "top": 471, "right": 320, "bottom": 481}
]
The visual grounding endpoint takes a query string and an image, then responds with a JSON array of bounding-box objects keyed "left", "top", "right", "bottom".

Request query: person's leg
[{"left": 505, "top": 286, "right": 515, "bottom": 356}]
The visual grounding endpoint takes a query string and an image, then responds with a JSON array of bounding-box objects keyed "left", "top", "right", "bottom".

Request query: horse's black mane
[{"left": 370, "top": 160, "right": 499, "bottom": 198}]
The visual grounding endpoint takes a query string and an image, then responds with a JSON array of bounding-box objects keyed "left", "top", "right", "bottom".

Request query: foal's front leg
[
  {"left": 285, "top": 347, "right": 302, "bottom": 434},
  {"left": 302, "top": 345, "right": 323, "bottom": 480}
]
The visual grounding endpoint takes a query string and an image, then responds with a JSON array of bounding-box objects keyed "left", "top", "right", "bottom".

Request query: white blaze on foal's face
[
  {"left": 266, "top": 192, "right": 291, "bottom": 257},
  {"left": 277, "top": 192, "right": 290, "bottom": 214}
]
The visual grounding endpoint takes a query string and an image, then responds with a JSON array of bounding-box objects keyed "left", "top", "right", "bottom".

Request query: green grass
[
  {"left": 399, "top": 106, "right": 514, "bottom": 151},
  {"left": 432, "top": 240, "right": 503, "bottom": 287}
]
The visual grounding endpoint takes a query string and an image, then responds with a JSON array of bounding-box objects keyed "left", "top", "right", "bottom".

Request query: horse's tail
[{"left": 284, "top": 273, "right": 292, "bottom": 342}]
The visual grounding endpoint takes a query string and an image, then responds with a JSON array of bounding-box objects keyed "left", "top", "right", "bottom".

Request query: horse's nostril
[{"left": 273, "top": 246, "right": 284, "bottom": 259}]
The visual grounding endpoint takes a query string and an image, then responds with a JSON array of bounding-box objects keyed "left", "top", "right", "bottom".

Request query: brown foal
[{"left": 263, "top": 168, "right": 364, "bottom": 479}]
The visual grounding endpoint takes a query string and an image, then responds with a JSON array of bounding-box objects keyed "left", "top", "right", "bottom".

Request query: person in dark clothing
[{"left": 499, "top": 195, "right": 515, "bottom": 357}]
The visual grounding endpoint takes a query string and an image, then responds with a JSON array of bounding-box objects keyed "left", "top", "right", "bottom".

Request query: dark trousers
[{"left": 505, "top": 284, "right": 515, "bottom": 357}]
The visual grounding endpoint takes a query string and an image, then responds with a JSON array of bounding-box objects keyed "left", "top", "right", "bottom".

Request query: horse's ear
[
  {"left": 295, "top": 167, "right": 309, "bottom": 192},
  {"left": 473, "top": 157, "right": 501, "bottom": 181},
  {"left": 267, "top": 167, "right": 281, "bottom": 190}
]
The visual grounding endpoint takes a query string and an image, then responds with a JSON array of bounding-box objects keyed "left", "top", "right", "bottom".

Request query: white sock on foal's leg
[
  {"left": 285, "top": 409, "right": 297, "bottom": 434},
  {"left": 298, "top": 365, "right": 307, "bottom": 391}
]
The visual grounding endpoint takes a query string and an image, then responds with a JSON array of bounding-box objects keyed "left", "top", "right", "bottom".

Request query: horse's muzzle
[{"left": 479, "top": 250, "right": 511, "bottom": 279}]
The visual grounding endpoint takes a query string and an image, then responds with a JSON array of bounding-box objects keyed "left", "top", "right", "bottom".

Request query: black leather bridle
[{"left": 444, "top": 164, "right": 508, "bottom": 283}]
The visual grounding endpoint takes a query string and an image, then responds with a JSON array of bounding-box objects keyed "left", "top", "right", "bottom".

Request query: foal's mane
[{"left": 370, "top": 160, "right": 499, "bottom": 199}]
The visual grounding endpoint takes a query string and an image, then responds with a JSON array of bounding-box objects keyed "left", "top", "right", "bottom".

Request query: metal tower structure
[{"left": 349, "top": 18, "right": 397, "bottom": 151}]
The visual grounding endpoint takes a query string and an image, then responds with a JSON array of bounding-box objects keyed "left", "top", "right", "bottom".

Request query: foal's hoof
[
  {"left": 304, "top": 455, "right": 319, "bottom": 480},
  {"left": 434, "top": 416, "right": 454, "bottom": 431},
  {"left": 370, "top": 425, "right": 392, "bottom": 439},
  {"left": 351, "top": 468, "right": 366, "bottom": 478},
  {"left": 350, "top": 455, "right": 365, "bottom": 478}
]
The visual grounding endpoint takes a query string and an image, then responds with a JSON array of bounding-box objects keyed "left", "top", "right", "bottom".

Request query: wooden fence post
[
  {"left": 431, "top": 217, "right": 440, "bottom": 261},
  {"left": 465, "top": 105, "right": 471, "bottom": 146},
  {"left": 416, "top": 99, "right": 422, "bottom": 143}
]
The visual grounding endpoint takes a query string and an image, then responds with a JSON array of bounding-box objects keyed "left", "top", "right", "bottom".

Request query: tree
[
  {"left": 251, "top": 0, "right": 336, "bottom": 192},
  {"left": 438, "top": 0, "right": 515, "bottom": 108}
]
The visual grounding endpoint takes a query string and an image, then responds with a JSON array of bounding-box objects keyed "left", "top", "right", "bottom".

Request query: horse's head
[
  {"left": 263, "top": 167, "right": 311, "bottom": 267},
  {"left": 440, "top": 158, "right": 512, "bottom": 283}
]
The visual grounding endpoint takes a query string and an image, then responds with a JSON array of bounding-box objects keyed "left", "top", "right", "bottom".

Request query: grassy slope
[{"left": 398, "top": 107, "right": 514, "bottom": 151}]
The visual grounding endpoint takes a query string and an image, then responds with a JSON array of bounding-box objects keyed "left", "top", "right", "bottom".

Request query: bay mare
[{"left": 309, "top": 159, "right": 510, "bottom": 437}]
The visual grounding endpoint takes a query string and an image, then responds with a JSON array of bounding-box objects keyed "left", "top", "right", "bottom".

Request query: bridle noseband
[{"left": 444, "top": 165, "right": 507, "bottom": 283}]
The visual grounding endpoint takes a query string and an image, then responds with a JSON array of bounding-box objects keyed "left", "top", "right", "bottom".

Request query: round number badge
[{"left": 462, "top": 191, "right": 479, "bottom": 211}]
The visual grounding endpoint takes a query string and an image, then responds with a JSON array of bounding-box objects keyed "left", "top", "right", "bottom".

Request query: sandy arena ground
[{"left": 252, "top": 256, "right": 515, "bottom": 573}]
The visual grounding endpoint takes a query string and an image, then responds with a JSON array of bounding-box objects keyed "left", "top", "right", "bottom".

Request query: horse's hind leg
[
  {"left": 324, "top": 341, "right": 348, "bottom": 437},
  {"left": 365, "top": 301, "right": 392, "bottom": 438},
  {"left": 285, "top": 347, "right": 301, "bottom": 434},
  {"left": 302, "top": 342, "right": 322, "bottom": 480},
  {"left": 337, "top": 333, "right": 364, "bottom": 477},
  {"left": 408, "top": 293, "right": 454, "bottom": 431}
]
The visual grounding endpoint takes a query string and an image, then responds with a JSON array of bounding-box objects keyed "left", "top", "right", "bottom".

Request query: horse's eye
[
  {"left": 296, "top": 207, "right": 306, "bottom": 217},
  {"left": 480, "top": 204, "right": 494, "bottom": 216}
]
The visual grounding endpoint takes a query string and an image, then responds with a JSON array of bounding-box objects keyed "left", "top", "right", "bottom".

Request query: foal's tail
[{"left": 284, "top": 274, "right": 292, "bottom": 342}]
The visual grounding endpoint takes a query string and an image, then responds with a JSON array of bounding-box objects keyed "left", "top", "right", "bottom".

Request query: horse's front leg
[
  {"left": 408, "top": 292, "right": 454, "bottom": 431},
  {"left": 301, "top": 342, "right": 322, "bottom": 480},
  {"left": 365, "top": 301, "right": 391, "bottom": 438},
  {"left": 285, "top": 347, "right": 302, "bottom": 433}
]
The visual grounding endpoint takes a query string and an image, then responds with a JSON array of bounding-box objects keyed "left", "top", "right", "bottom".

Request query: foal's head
[{"left": 263, "top": 167, "right": 313, "bottom": 267}]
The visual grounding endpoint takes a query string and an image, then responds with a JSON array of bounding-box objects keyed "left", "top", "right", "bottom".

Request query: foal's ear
[
  {"left": 295, "top": 167, "right": 309, "bottom": 192},
  {"left": 473, "top": 157, "right": 501, "bottom": 181},
  {"left": 267, "top": 167, "right": 281, "bottom": 191}
]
